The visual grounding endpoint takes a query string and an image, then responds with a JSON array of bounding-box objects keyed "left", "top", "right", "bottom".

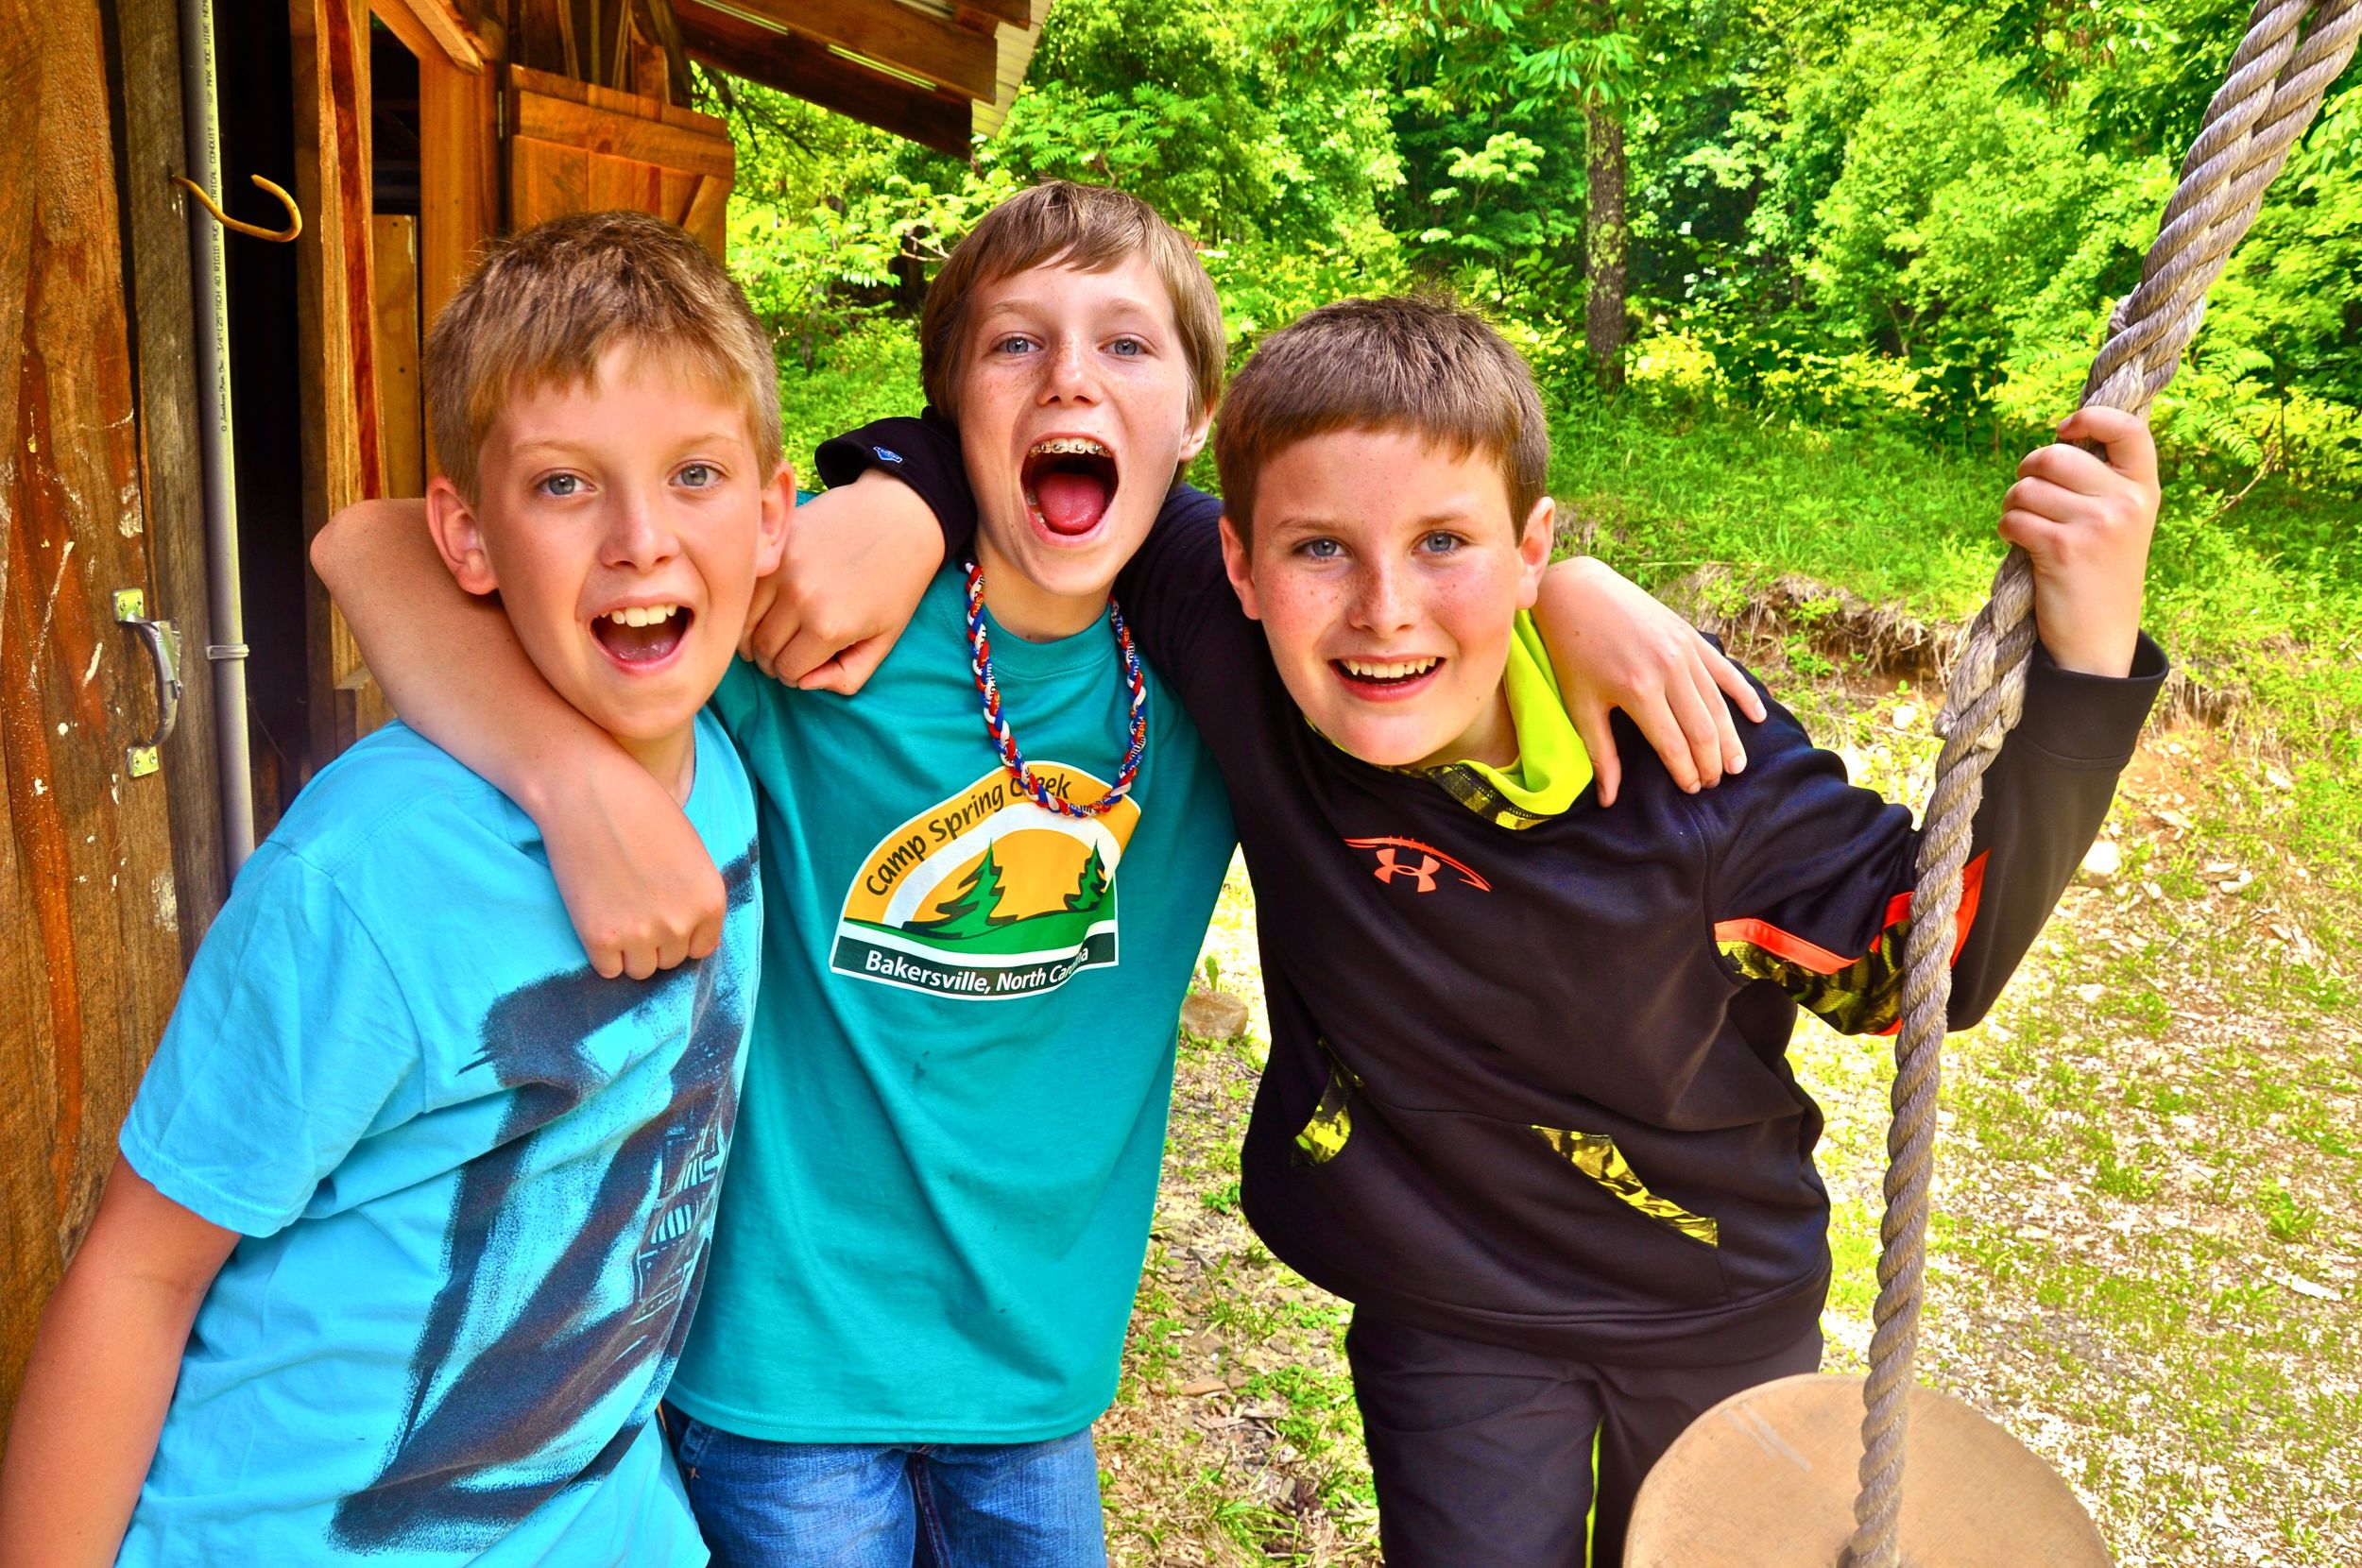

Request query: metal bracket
[{"left": 113, "top": 588, "right": 182, "bottom": 777}]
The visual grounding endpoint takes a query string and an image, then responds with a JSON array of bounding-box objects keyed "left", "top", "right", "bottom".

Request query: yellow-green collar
[{"left": 1410, "top": 611, "right": 1593, "bottom": 827}]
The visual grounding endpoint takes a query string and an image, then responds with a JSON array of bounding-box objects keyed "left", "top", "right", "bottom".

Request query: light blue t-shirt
[
  {"left": 118, "top": 714, "right": 760, "bottom": 1566},
  {"left": 666, "top": 563, "right": 1235, "bottom": 1443}
]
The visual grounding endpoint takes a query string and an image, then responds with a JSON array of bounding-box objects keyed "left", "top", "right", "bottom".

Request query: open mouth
[
  {"left": 1022, "top": 436, "right": 1120, "bottom": 538},
  {"left": 590, "top": 602, "right": 693, "bottom": 667},
  {"left": 1334, "top": 656, "right": 1442, "bottom": 691}
]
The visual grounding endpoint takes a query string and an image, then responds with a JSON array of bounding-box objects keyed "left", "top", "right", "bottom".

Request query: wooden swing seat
[{"left": 1624, "top": 1373, "right": 2113, "bottom": 1567}]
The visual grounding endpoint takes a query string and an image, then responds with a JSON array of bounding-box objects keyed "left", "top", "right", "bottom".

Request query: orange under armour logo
[{"left": 1344, "top": 836, "right": 1492, "bottom": 895}]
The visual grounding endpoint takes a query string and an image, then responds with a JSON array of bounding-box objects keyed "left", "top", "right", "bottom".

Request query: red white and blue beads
[{"left": 964, "top": 558, "right": 1147, "bottom": 820}]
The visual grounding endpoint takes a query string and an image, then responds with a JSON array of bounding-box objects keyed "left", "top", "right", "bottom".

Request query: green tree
[
  {"left": 1065, "top": 845, "right": 1112, "bottom": 914},
  {"left": 915, "top": 847, "right": 1012, "bottom": 939},
  {"left": 1297, "top": 0, "right": 1648, "bottom": 383}
]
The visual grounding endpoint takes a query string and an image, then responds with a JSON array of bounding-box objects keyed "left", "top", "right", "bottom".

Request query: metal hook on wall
[{"left": 171, "top": 173, "right": 303, "bottom": 243}]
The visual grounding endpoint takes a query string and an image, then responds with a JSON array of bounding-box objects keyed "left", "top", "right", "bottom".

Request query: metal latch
[{"left": 113, "top": 588, "right": 182, "bottom": 777}]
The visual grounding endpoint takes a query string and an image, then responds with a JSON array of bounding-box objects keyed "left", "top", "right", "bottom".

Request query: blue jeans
[{"left": 666, "top": 1410, "right": 1108, "bottom": 1568}]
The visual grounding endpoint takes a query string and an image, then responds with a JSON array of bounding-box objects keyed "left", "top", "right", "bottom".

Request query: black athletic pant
[{"left": 1344, "top": 1309, "right": 1824, "bottom": 1568}]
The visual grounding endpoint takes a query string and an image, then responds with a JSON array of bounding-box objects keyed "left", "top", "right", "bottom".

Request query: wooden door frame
[{"left": 111, "top": 0, "right": 228, "bottom": 960}]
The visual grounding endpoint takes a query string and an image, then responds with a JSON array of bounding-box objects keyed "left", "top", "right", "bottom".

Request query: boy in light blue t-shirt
[{"left": 0, "top": 212, "right": 792, "bottom": 1565}]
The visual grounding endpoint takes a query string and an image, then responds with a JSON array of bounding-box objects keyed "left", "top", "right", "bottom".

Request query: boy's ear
[
  {"left": 1218, "top": 514, "right": 1260, "bottom": 621},
  {"left": 755, "top": 461, "right": 796, "bottom": 577},
  {"left": 1178, "top": 403, "right": 1213, "bottom": 469},
  {"left": 425, "top": 476, "right": 499, "bottom": 595},
  {"left": 1515, "top": 495, "right": 1557, "bottom": 609}
]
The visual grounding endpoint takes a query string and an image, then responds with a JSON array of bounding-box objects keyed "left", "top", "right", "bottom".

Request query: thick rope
[{"left": 1845, "top": 3, "right": 2362, "bottom": 1563}]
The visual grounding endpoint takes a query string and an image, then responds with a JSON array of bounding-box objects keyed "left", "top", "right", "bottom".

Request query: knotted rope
[{"left": 1847, "top": 4, "right": 2362, "bottom": 1563}]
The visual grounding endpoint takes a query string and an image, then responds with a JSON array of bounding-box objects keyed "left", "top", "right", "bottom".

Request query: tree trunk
[{"left": 1584, "top": 96, "right": 1628, "bottom": 394}]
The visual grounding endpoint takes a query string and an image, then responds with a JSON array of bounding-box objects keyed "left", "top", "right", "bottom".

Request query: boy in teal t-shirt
[
  {"left": 313, "top": 183, "right": 1746, "bottom": 1565},
  {"left": 670, "top": 582, "right": 1231, "bottom": 1448},
  {"left": 0, "top": 213, "right": 792, "bottom": 1563}
]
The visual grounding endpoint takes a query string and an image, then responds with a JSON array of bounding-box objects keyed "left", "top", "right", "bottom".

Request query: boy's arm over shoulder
[
  {"left": 818, "top": 414, "right": 1247, "bottom": 693},
  {"left": 817, "top": 410, "right": 976, "bottom": 562},
  {"left": 0, "top": 1159, "right": 240, "bottom": 1567},
  {"left": 731, "top": 421, "right": 952, "bottom": 692},
  {"left": 1532, "top": 555, "right": 1767, "bottom": 803}
]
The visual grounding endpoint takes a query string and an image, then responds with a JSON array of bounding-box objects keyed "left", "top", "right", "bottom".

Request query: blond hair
[
  {"left": 425, "top": 211, "right": 781, "bottom": 498},
  {"left": 1213, "top": 295, "right": 1549, "bottom": 540},
  {"left": 919, "top": 181, "right": 1224, "bottom": 424}
]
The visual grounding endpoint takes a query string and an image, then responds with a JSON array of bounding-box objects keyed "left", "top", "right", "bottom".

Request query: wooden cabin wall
[
  {"left": 0, "top": 0, "right": 191, "bottom": 1426},
  {"left": 507, "top": 63, "right": 731, "bottom": 256}
]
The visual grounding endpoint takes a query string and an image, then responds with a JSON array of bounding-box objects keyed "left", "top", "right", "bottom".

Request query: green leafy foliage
[{"left": 718, "top": 0, "right": 2360, "bottom": 503}]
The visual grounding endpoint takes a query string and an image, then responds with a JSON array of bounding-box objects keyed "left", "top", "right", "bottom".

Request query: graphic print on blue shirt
[{"left": 330, "top": 850, "right": 756, "bottom": 1552}]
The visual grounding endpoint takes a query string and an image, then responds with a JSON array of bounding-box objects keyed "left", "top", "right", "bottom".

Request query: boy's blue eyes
[
  {"left": 535, "top": 466, "right": 720, "bottom": 496},
  {"left": 1293, "top": 533, "right": 1465, "bottom": 560},
  {"left": 994, "top": 335, "right": 1146, "bottom": 356}
]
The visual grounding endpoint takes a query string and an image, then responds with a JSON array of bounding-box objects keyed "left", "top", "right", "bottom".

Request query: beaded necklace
[{"left": 963, "top": 557, "right": 1147, "bottom": 820}]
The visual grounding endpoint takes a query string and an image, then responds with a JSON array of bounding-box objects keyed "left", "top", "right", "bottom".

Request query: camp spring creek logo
[{"left": 832, "top": 766, "right": 1138, "bottom": 999}]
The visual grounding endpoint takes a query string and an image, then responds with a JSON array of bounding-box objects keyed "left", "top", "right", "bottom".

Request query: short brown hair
[
  {"left": 425, "top": 211, "right": 780, "bottom": 499},
  {"left": 1214, "top": 295, "right": 1549, "bottom": 540},
  {"left": 919, "top": 181, "right": 1224, "bottom": 425}
]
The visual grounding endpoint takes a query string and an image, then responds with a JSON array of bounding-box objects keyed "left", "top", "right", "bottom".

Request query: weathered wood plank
[
  {"left": 682, "top": 171, "right": 727, "bottom": 256},
  {"left": 371, "top": 213, "right": 424, "bottom": 499},
  {"left": 511, "top": 0, "right": 573, "bottom": 77},
  {"left": 675, "top": 0, "right": 969, "bottom": 159},
  {"left": 659, "top": 165, "right": 695, "bottom": 227},
  {"left": 511, "top": 82, "right": 733, "bottom": 179},
  {"left": 510, "top": 134, "right": 590, "bottom": 230},
  {"left": 508, "top": 60, "right": 721, "bottom": 135},
  {"left": 369, "top": 0, "right": 485, "bottom": 73},
  {"left": 287, "top": 0, "right": 383, "bottom": 775},
  {"left": 0, "top": 0, "right": 187, "bottom": 1427},
  {"left": 953, "top": 0, "right": 1029, "bottom": 27},
  {"left": 733, "top": 0, "right": 995, "bottom": 100},
  {"left": 588, "top": 150, "right": 661, "bottom": 214},
  {"left": 360, "top": 209, "right": 418, "bottom": 735},
  {"left": 111, "top": 0, "right": 226, "bottom": 962},
  {"left": 417, "top": 47, "right": 499, "bottom": 355}
]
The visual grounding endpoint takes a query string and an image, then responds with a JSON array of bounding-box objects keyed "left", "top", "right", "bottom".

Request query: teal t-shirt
[
  {"left": 117, "top": 714, "right": 759, "bottom": 1566},
  {"left": 667, "top": 563, "right": 1234, "bottom": 1442}
]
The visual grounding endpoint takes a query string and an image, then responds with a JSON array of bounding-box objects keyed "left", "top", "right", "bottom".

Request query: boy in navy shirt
[
  {"left": 0, "top": 212, "right": 790, "bottom": 1565},
  {"left": 820, "top": 295, "right": 2165, "bottom": 1566}
]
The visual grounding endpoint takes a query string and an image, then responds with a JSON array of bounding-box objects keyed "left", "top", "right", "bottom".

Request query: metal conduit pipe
[{"left": 177, "top": 0, "right": 258, "bottom": 875}]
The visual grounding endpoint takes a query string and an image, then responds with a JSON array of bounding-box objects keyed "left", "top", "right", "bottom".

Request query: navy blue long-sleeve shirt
[{"left": 822, "top": 414, "right": 2165, "bottom": 1363}]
